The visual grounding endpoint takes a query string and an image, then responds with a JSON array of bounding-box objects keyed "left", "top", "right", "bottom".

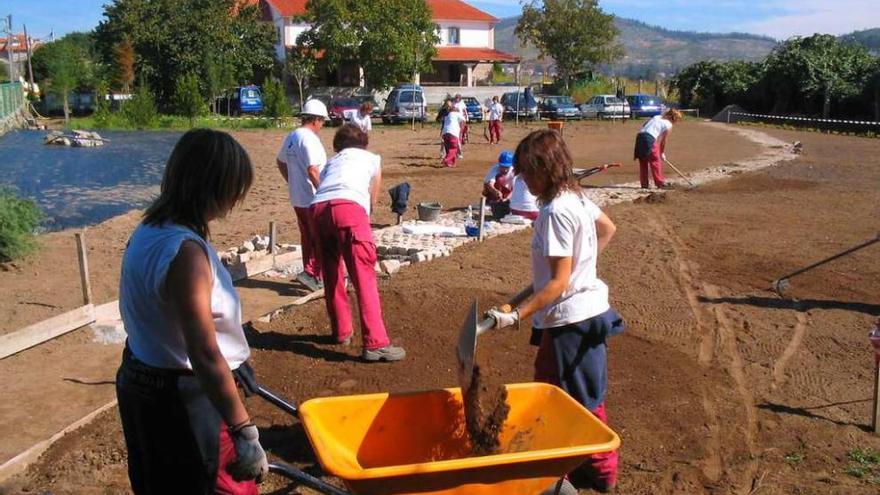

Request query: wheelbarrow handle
[
  {"left": 269, "top": 461, "right": 352, "bottom": 495},
  {"left": 233, "top": 362, "right": 299, "bottom": 416}
]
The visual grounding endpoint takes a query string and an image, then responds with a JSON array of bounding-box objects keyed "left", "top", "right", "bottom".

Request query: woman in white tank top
[{"left": 116, "top": 129, "right": 267, "bottom": 493}]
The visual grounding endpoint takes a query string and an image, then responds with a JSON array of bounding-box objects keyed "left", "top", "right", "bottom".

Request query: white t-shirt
[
  {"left": 311, "top": 147, "right": 380, "bottom": 215},
  {"left": 442, "top": 111, "right": 467, "bottom": 137},
  {"left": 120, "top": 222, "right": 250, "bottom": 370},
  {"left": 510, "top": 175, "right": 539, "bottom": 212},
  {"left": 483, "top": 164, "right": 514, "bottom": 185},
  {"left": 530, "top": 191, "right": 609, "bottom": 329},
  {"left": 277, "top": 128, "right": 327, "bottom": 208},
  {"left": 640, "top": 115, "right": 673, "bottom": 139},
  {"left": 346, "top": 110, "right": 372, "bottom": 133},
  {"left": 454, "top": 100, "right": 469, "bottom": 121},
  {"left": 488, "top": 102, "right": 504, "bottom": 121}
]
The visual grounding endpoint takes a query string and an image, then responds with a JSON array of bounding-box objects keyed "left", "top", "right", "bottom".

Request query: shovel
[{"left": 457, "top": 286, "right": 534, "bottom": 394}]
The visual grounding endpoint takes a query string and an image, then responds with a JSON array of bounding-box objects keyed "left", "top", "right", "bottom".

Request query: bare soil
[
  {"left": 463, "top": 365, "right": 510, "bottom": 456},
  {"left": 3, "top": 123, "right": 879, "bottom": 494}
]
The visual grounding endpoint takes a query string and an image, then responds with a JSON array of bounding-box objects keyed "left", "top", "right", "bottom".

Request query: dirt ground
[{"left": 3, "top": 123, "right": 880, "bottom": 494}]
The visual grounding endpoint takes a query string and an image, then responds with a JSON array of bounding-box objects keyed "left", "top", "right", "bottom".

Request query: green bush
[
  {"left": 124, "top": 83, "right": 158, "bottom": 129},
  {"left": 261, "top": 79, "right": 291, "bottom": 121},
  {"left": 173, "top": 73, "right": 207, "bottom": 126},
  {"left": 0, "top": 188, "right": 44, "bottom": 262}
]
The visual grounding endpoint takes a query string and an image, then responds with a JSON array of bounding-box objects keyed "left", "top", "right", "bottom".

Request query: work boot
[
  {"left": 362, "top": 345, "right": 406, "bottom": 362},
  {"left": 540, "top": 478, "right": 577, "bottom": 495},
  {"left": 295, "top": 272, "right": 323, "bottom": 292}
]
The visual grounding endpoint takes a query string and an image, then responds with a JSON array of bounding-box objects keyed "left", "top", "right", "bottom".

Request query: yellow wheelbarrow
[{"left": 235, "top": 366, "right": 620, "bottom": 495}]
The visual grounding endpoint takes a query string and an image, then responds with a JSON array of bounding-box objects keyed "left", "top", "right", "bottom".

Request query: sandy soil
[{"left": 4, "top": 123, "right": 880, "bottom": 494}]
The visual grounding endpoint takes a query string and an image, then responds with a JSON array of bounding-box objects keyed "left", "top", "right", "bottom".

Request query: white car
[{"left": 580, "top": 95, "right": 630, "bottom": 119}]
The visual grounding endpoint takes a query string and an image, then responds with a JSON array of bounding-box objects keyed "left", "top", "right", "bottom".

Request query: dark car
[
  {"left": 462, "top": 97, "right": 483, "bottom": 122},
  {"left": 354, "top": 95, "right": 381, "bottom": 118},
  {"left": 500, "top": 91, "right": 539, "bottom": 120},
  {"left": 539, "top": 95, "right": 580, "bottom": 120},
  {"left": 626, "top": 94, "right": 664, "bottom": 118},
  {"left": 328, "top": 97, "right": 361, "bottom": 126}
]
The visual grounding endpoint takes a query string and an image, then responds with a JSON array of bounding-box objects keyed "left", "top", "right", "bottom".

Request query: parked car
[
  {"left": 218, "top": 85, "right": 263, "bottom": 116},
  {"left": 539, "top": 95, "right": 581, "bottom": 120},
  {"left": 500, "top": 91, "right": 539, "bottom": 121},
  {"left": 580, "top": 95, "right": 629, "bottom": 119},
  {"left": 462, "top": 96, "right": 483, "bottom": 122},
  {"left": 382, "top": 84, "right": 427, "bottom": 124},
  {"left": 354, "top": 95, "right": 382, "bottom": 118},
  {"left": 626, "top": 94, "right": 664, "bottom": 118},
  {"left": 328, "top": 97, "right": 362, "bottom": 126}
]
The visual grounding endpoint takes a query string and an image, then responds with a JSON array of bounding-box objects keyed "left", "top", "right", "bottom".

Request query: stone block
[{"left": 380, "top": 259, "right": 401, "bottom": 275}]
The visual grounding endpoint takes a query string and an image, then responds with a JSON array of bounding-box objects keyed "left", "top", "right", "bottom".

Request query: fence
[
  {"left": 729, "top": 112, "right": 880, "bottom": 134},
  {"left": 0, "top": 82, "right": 24, "bottom": 121}
]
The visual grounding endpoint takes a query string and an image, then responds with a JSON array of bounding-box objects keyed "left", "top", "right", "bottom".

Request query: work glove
[
  {"left": 486, "top": 308, "right": 519, "bottom": 330},
  {"left": 661, "top": 153, "right": 668, "bottom": 161},
  {"left": 228, "top": 423, "right": 269, "bottom": 483}
]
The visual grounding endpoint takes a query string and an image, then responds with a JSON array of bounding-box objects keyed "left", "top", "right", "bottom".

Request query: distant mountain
[
  {"left": 840, "top": 28, "right": 880, "bottom": 54},
  {"left": 495, "top": 16, "right": 778, "bottom": 78}
]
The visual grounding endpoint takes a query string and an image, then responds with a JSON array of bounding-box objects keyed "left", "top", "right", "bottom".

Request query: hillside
[
  {"left": 840, "top": 28, "right": 880, "bottom": 54},
  {"left": 495, "top": 16, "right": 778, "bottom": 77}
]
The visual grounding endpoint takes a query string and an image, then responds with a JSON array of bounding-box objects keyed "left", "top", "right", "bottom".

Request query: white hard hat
[{"left": 302, "top": 99, "right": 329, "bottom": 119}]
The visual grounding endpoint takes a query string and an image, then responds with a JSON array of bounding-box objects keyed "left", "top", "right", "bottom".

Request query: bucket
[
  {"left": 547, "top": 121, "right": 564, "bottom": 137},
  {"left": 489, "top": 201, "right": 510, "bottom": 220},
  {"left": 417, "top": 202, "right": 442, "bottom": 222}
]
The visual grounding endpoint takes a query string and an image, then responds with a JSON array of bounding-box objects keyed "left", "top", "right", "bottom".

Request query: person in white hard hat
[{"left": 277, "top": 99, "right": 329, "bottom": 291}]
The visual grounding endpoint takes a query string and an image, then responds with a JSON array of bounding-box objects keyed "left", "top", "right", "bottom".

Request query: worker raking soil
[{"left": 462, "top": 365, "right": 510, "bottom": 456}]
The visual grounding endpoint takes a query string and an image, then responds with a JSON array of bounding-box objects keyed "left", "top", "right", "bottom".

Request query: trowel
[{"left": 457, "top": 287, "right": 534, "bottom": 394}]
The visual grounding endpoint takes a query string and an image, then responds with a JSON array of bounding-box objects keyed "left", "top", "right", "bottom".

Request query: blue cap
[{"left": 497, "top": 150, "right": 514, "bottom": 168}]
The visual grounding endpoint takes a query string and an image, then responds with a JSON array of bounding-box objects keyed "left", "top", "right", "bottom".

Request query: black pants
[{"left": 116, "top": 346, "right": 223, "bottom": 495}]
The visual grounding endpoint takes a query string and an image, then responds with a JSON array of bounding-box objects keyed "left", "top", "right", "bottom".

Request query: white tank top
[{"left": 119, "top": 222, "right": 250, "bottom": 370}]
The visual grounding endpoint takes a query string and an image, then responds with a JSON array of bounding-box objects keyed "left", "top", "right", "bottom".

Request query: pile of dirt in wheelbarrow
[{"left": 463, "top": 365, "right": 510, "bottom": 456}]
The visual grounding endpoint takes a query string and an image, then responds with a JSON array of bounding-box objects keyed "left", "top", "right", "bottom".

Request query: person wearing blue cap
[{"left": 482, "top": 150, "right": 515, "bottom": 202}]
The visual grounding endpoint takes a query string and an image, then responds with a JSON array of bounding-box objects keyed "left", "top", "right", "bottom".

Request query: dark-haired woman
[
  {"left": 310, "top": 124, "right": 406, "bottom": 362},
  {"left": 117, "top": 129, "right": 267, "bottom": 494},
  {"left": 486, "top": 129, "right": 622, "bottom": 493}
]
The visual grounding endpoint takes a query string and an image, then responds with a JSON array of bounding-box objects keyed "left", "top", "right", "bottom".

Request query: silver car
[{"left": 580, "top": 95, "right": 630, "bottom": 119}]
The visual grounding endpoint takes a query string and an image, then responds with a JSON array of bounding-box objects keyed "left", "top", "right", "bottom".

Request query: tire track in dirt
[
  {"left": 646, "top": 211, "right": 761, "bottom": 491},
  {"left": 772, "top": 304, "right": 810, "bottom": 389}
]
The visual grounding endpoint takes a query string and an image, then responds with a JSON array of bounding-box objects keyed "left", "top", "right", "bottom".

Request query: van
[
  {"left": 626, "top": 94, "right": 663, "bottom": 118},
  {"left": 219, "top": 85, "right": 263, "bottom": 116},
  {"left": 382, "top": 84, "right": 427, "bottom": 124}
]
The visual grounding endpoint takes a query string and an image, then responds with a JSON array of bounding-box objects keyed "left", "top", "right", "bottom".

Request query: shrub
[
  {"left": 124, "top": 83, "right": 158, "bottom": 129},
  {"left": 92, "top": 80, "right": 112, "bottom": 128},
  {"left": 261, "top": 78, "right": 291, "bottom": 122},
  {"left": 173, "top": 73, "right": 207, "bottom": 126},
  {"left": 0, "top": 188, "right": 44, "bottom": 261}
]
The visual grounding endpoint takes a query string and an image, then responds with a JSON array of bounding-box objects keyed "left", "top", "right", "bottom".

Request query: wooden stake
[
  {"left": 74, "top": 232, "right": 92, "bottom": 305},
  {"left": 873, "top": 360, "right": 880, "bottom": 435},
  {"left": 478, "top": 197, "right": 487, "bottom": 242},
  {"left": 269, "top": 221, "right": 277, "bottom": 255}
]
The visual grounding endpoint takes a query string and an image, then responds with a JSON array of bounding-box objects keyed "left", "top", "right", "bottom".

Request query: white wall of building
[{"left": 434, "top": 21, "right": 493, "bottom": 48}]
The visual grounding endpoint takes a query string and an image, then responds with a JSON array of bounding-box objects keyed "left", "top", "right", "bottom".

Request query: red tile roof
[
  {"left": 263, "top": 0, "right": 497, "bottom": 22},
  {"left": 0, "top": 34, "right": 39, "bottom": 53},
  {"left": 435, "top": 47, "right": 519, "bottom": 63}
]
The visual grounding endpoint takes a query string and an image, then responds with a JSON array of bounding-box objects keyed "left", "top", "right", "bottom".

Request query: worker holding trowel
[
  {"left": 485, "top": 129, "right": 624, "bottom": 493},
  {"left": 633, "top": 108, "right": 682, "bottom": 189},
  {"left": 482, "top": 150, "right": 515, "bottom": 202}
]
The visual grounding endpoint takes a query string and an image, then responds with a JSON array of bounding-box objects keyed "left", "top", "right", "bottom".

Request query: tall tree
[
  {"left": 31, "top": 33, "right": 99, "bottom": 122},
  {"left": 94, "top": 0, "right": 275, "bottom": 108},
  {"left": 112, "top": 38, "right": 135, "bottom": 93},
  {"left": 298, "top": 0, "right": 437, "bottom": 90},
  {"left": 516, "top": 0, "right": 623, "bottom": 89},
  {"left": 285, "top": 47, "right": 317, "bottom": 110}
]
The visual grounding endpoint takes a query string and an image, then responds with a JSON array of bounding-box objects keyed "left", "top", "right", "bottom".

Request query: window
[{"left": 447, "top": 27, "right": 460, "bottom": 45}]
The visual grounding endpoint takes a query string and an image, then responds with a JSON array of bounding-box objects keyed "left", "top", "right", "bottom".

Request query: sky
[{"left": 4, "top": 0, "right": 880, "bottom": 42}]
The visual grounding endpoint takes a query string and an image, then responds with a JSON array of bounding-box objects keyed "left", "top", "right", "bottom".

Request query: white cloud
[{"left": 736, "top": 0, "right": 880, "bottom": 39}]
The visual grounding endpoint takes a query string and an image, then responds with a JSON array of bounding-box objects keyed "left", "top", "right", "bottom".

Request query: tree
[
  {"left": 298, "top": 0, "right": 437, "bottom": 90},
  {"left": 95, "top": 0, "right": 275, "bottom": 109},
  {"left": 112, "top": 38, "right": 135, "bottom": 94},
  {"left": 173, "top": 73, "right": 206, "bottom": 126},
  {"left": 92, "top": 79, "right": 112, "bottom": 127},
  {"left": 123, "top": 80, "right": 158, "bottom": 128},
  {"left": 671, "top": 60, "right": 762, "bottom": 113},
  {"left": 516, "top": 0, "right": 623, "bottom": 89},
  {"left": 206, "top": 54, "right": 235, "bottom": 115},
  {"left": 31, "top": 32, "right": 101, "bottom": 122},
  {"left": 261, "top": 78, "right": 290, "bottom": 123},
  {"left": 285, "top": 47, "right": 317, "bottom": 110}
]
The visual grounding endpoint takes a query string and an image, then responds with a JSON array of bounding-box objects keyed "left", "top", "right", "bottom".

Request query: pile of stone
[
  {"left": 219, "top": 235, "right": 298, "bottom": 266},
  {"left": 44, "top": 130, "right": 106, "bottom": 147}
]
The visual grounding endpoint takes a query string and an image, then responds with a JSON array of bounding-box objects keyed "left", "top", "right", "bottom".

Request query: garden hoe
[
  {"left": 662, "top": 156, "right": 697, "bottom": 189},
  {"left": 771, "top": 233, "right": 879, "bottom": 297},
  {"left": 457, "top": 286, "right": 534, "bottom": 395}
]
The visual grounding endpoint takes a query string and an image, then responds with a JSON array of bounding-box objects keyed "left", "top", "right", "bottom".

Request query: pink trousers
[
  {"left": 442, "top": 133, "right": 460, "bottom": 167},
  {"left": 534, "top": 330, "right": 619, "bottom": 486},
  {"left": 311, "top": 200, "right": 391, "bottom": 350},
  {"left": 638, "top": 141, "right": 666, "bottom": 188},
  {"left": 294, "top": 206, "right": 321, "bottom": 279},
  {"left": 488, "top": 120, "right": 502, "bottom": 143}
]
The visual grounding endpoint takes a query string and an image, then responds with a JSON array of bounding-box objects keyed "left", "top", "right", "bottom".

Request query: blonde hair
[{"left": 664, "top": 109, "right": 683, "bottom": 123}]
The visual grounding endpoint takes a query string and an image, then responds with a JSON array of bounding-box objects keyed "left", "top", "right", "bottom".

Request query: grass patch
[
  {"left": 0, "top": 188, "right": 44, "bottom": 262},
  {"left": 844, "top": 448, "right": 880, "bottom": 482},
  {"left": 784, "top": 453, "right": 804, "bottom": 464},
  {"left": 65, "top": 113, "right": 299, "bottom": 131}
]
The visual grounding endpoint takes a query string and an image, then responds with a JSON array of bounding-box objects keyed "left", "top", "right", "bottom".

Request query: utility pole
[
  {"left": 23, "top": 23, "right": 34, "bottom": 92},
  {"left": 3, "top": 15, "right": 15, "bottom": 82}
]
